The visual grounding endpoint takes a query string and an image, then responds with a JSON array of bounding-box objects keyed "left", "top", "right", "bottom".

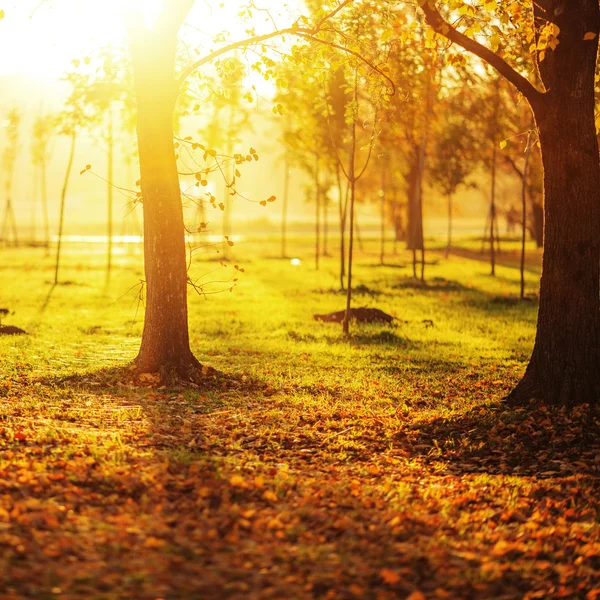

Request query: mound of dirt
[{"left": 0, "top": 325, "right": 26, "bottom": 335}]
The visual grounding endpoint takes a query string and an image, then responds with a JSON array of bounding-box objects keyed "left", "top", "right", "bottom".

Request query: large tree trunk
[
  {"left": 508, "top": 2, "right": 600, "bottom": 404},
  {"left": 128, "top": 6, "right": 199, "bottom": 376}
]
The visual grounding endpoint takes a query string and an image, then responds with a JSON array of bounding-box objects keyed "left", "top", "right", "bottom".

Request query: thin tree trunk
[
  {"left": 107, "top": 108, "right": 114, "bottom": 279},
  {"left": 41, "top": 159, "right": 50, "bottom": 247},
  {"left": 337, "top": 166, "right": 346, "bottom": 290},
  {"left": 281, "top": 156, "right": 289, "bottom": 258},
  {"left": 223, "top": 106, "right": 234, "bottom": 260},
  {"left": 323, "top": 190, "right": 329, "bottom": 257},
  {"left": 445, "top": 192, "right": 452, "bottom": 258},
  {"left": 379, "top": 164, "right": 386, "bottom": 265},
  {"left": 54, "top": 131, "right": 76, "bottom": 285},
  {"left": 489, "top": 80, "right": 500, "bottom": 276},
  {"left": 520, "top": 128, "right": 533, "bottom": 300},
  {"left": 314, "top": 155, "right": 320, "bottom": 271},
  {"left": 343, "top": 121, "right": 357, "bottom": 336}
]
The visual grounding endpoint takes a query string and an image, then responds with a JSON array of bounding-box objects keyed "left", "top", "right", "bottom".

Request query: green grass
[{"left": 1, "top": 238, "right": 599, "bottom": 599}]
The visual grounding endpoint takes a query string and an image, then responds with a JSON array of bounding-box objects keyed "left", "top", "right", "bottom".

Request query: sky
[
  {"left": 0, "top": 0, "right": 315, "bottom": 236},
  {"left": 0, "top": 0, "right": 301, "bottom": 78}
]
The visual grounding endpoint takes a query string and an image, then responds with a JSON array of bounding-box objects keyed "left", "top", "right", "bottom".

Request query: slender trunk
[
  {"left": 445, "top": 192, "right": 452, "bottom": 257},
  {"left": 107, "top": 109, "right": 114, "bottom": 279},
  {"left": 223, "top": 106, "right": 234, "bottom": 260},
  {"left": 354, "top": 216, "right": 364, "bottom": 253},
  {"left": 128, "top": 9, "right": 199, "bottom": 375},
  {"left": 41, "top": 159, "right": 50, "bottom": 247},
  {"left": 490, "top": 80, "right": 500, "bottom": 276},
  {"left": 343, "top": 122, "right": 357, "bottom": 336},
  {"left": 314, "top": 155, "right": 320, "bottom": 271},
  {"left": 31, "top": 171, "right": 37, "bottom": 243},
  {"left": 379, "top": 164, "right": 386, "bottom": 265},
  {"left": 520, "top": 129, "right": 533, "bottom": 300},
  {"left": 54, "top": 131, "right": 76, "bottom": 285},
  {"left": 281, "top": 156, "right": 289, "bottom": 258},
  {"left": 337, "top": 166, "right": 346, "bottom": 290},
  {"left": 323, "top": 190, "right": 329, "bottom": 257}
]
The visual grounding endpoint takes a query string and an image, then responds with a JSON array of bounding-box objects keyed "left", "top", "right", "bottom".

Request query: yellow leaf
[
  {"left": 144, "top": 536, "right": 166, "bottom": 548},
  {"left": 230, "top": 474, "right": 245, "bottom": 487},
  {"left": 380, "top": 568, "right": 401, "bottom": 585},
  {"left": 262, "top": 490, "right": 278, "bottom": 502}
]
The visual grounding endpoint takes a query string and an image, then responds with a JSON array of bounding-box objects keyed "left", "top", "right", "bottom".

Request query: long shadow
[
  {"left": 39, "top": 283, "right": 57, "bottom": 314},
  {"left": 449, "top": 246, "right": 542, "bottom": 273},
  {"left": 392, "top": 276, "right": 469, "bottom": 292},
  {"left": 8, "top": 366, "right": 599, "bottom": 598},
  {"left": 395, "top": 402, "right": 600, "bottom": 477}
]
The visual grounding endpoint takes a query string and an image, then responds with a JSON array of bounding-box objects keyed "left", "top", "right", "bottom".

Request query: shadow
[
  {"left": 324, "top": 329, "right": 415, "bottom": 348},
  {"left": 392, "top": 276, "right": 469, "bottom": 292},
  {"left": 312, "top": 283, "right": 382, "bottom": 297},
  {"left": 396, "top": 402, "right": 600, "bottom": 477},
  {"left": 39, "top": 283, "right": 57, "bottom": 314},
  {"left": 449, "top": 246, "right": 542, "bottom": 275},
  {"left": 6, "top": 365, "right": 600, "bottom": 599}
]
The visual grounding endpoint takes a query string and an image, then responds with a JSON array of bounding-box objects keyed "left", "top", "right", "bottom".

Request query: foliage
[{"left": 1, "top": 242, "right": 600, "bottom": 598}]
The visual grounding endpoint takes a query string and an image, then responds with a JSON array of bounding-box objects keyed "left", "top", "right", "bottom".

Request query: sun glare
[{"left": 0, "top": 0, "right": 301, "bottom": 80}]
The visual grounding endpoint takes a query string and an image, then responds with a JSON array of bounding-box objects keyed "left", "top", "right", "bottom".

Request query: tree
[
  {"left": 417, "top": 0, "right": 600, "bottom": 404},
  {"left": 123, "top": 0, "right": 364, "bottom": 376},
  {"left": 1, "top": 109, "right": 21, "bottom": 246},
  {"left": 31, "top": 115, "right": 53, "bottom": 248}
]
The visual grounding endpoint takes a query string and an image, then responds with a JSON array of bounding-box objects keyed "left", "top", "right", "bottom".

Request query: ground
[{"left": 1, "top": 237, "right": 599, "bottom": 599}]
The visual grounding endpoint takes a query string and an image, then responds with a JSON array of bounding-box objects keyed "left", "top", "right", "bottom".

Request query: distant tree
[
  {"left": 1, "top": 109, "right": 21, "bottom": 246},
  {"left": 53, "top": 71, "right": 91, "bottom": 285},
  {"left": 31, "top": 115, "right": 54, "bottom": 247}
]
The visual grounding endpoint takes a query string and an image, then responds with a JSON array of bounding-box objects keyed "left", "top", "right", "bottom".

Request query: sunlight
[
  {"left": 143, "top": 0, "right": 163, "bottom": 29},
  {"left": 0, "top": 0, "right": 301, "bottom": 78}
]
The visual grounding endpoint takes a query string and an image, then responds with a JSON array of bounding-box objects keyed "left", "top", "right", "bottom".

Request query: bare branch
[{"left": 417, "top": 1, "right": 544, "bottom": 108}]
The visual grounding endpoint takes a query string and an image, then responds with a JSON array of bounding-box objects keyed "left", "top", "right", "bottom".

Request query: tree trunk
[
  {"left": 508, "top": 6, "right": 600, "bottom": 403},
  {"left": 129, "top": 14, "right": 199, "bottom": 376},
  {"left": 445, "top": 193, "right": 452, "bottom": 258},
  {"left": 520, "top": 128, "right": 533, "bottom": 300},
  {"left": 337, "top": 167, "right": 347, "bottom": 290},
  {"left": 54, "top": 131, "right": 76, "bottom": 285},
  {"left": 41, "top": 158, "right": 50, "bottom": 248},
  {"left": 107, "top": 109, "right": 114, "bottom": 280},
  {"left": 379, "top": 164, "right": 386, "bottom": 265},
  {"left": 314, "top": 155, "right": 320, "bottom": 271},
  {"left": 281, "top": 156, "right": 289, "bottom": 258}
]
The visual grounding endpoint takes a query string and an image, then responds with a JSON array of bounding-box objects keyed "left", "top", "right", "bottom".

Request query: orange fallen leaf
[{"left": 380, "top": 568, "right": 400, "bottom": 585}]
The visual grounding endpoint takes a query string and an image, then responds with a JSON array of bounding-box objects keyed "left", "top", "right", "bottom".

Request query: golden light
[{"left": 0, "top": 0, "right": 302, "bottom": 81}]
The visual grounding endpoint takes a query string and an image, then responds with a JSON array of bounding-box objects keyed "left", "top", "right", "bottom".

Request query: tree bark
[
  {"left": 508, "top": 2, "right": 600, "bottom": 404},
  {"left": 128, "top": 7, "right": 199, "bottom": 376}
]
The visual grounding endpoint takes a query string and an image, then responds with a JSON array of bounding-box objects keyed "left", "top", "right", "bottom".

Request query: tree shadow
[
  {"left": 325, "top": 329, "right": 415, "bottom": 348},
  {"left": 395, "top": 402, "right": 600, "bottom": 477},
  {"left": 392, "top": 276, "right": 469, "bottom": 292}
]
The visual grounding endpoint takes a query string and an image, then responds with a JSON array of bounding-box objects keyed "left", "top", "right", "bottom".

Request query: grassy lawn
[{"left": 1, "top": 238, "right": 598, "bottom": 599}]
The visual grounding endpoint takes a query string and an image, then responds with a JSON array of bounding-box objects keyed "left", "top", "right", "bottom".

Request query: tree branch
[
  {"left": 177, "top": 1, "right": 382, "bottom": 89},
  {"left": 417, "top": 1, "right": 544, "bottom": 108}
]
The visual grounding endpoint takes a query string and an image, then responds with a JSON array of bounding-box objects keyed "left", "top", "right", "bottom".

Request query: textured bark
[
  {"left": 128, "top": 8, "right": 199, "bottom": 376},
  {"left": 508, "top": 0, "right": 600, "bottom": 404}
]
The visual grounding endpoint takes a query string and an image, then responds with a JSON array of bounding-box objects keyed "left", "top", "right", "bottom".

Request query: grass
[{"left": 1, "top": 237, "right": 599, "bottom": 599}]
